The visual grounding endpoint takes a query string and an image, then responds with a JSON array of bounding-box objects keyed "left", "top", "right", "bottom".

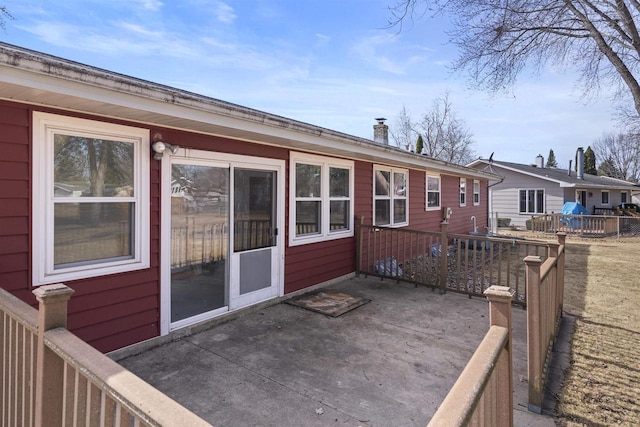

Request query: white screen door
[{"left": 230, "top": 167, "right": 280, "bottom": 309}]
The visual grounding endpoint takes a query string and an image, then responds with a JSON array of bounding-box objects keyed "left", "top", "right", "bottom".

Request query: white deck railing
[
  {"left": 1, "top": 284, "right": 212, "bottom": 427},
  {"left": 428, "top": 286, "right": 514, "bottom": 426}
]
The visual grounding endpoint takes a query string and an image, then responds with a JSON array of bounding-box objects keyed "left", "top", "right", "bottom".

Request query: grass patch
[{"left": 549, "top": 237, "right": 640, "bottom": 426}]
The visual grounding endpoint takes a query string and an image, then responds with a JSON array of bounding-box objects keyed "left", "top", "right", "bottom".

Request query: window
[
  {"left": 426, "top": 175, "right": 441, "bottom": 210},
  {"left": 33, "top": 112, "right": 150, "bottom": 285},
  {"left": 601, "top": 190, "right": 610, "bottom": 205},
  {"left": 373, "top": 166, "right": 408, "bottom": 226},
  {"left": 622, "top": 192, "right": 628, "bottom": 203},
  {"left": 519, "top": 189, "right": 545, "bottom": 214},
  {"left": 459, "top": 178, "right": 466, "bottom": 207},
  {"left": 473, "top": 180, "right": 480, "bottom": 205},
  {"left": 290, "top": 152, "right": 354, "bottom": 245}
]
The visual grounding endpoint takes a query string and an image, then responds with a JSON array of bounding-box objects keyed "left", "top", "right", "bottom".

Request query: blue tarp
[
  {"left": 560, "top": 202, "right": 588, "bottom": 228},
  {"left": 374, "top": 257, "right": 403, "bottom": 277},
  {"left": 561, "top": 202, "right": 588, "bottom": 215}
]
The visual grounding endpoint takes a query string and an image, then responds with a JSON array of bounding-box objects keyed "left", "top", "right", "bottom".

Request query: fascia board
[{"left": 0, "top": 58, "right": 497, "bottom": 180}]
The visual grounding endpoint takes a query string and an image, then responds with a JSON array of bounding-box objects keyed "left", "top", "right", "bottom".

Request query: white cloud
[
  {"left": 315, "top": 33, "right": 331, "bottom": 46},
  {"left": 351, "top": 33, "right": 406, "bottom": 75},
  {"left": 115, "top": 22, "right": 163, "bottom": 39},
  {"left": 138, "top": 0, "right": 163, "bottom": 11},
  {"left": 214, "top": 2, "right": 236, "bottom": 24}
]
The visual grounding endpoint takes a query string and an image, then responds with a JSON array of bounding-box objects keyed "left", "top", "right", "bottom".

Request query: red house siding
[
  {"left": 407, "top": 169, "right": 443, "bottom": 232},
  {"left": 441, "top": 175, "right": 488, "bottom": 234},
  {"left": 0, "top": 103, "right": 31, "bottom": 304},
  {"left": 0, "top": 99, "right": 490, "bottom": 353},
  {"left": 0, "top": 101, "right": 162, "bottom": 353}
]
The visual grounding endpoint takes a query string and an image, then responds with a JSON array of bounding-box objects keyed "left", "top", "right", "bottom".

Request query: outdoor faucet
[{"left": 471, "top": 216, "right": 477, "bottom": 233}]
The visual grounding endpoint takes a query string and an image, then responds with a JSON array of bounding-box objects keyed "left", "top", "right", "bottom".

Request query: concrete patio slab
[{"left": 116, "top": 277, "right": 557, "bottom": 426}]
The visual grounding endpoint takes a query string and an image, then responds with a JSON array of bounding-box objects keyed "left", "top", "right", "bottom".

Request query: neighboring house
[
  {"left": 0, "top": 43, "right": 498, "bottom": 353},
  {"left": 468, "top": 152, "right": 640, "bottom": 228}
]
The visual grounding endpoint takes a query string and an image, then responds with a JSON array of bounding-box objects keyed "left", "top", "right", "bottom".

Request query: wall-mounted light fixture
[{"left": 151, "top": 133, "right": 179, "bottom": 160}]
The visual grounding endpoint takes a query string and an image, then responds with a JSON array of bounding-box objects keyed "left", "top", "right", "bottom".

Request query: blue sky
[{"left": 1, "top": 0, "right": 620, "bottom": 166}]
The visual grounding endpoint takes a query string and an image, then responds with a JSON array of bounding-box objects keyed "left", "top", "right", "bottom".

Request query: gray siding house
[{"left": 468, "top": 152, "right": 640, "bottom": 228}]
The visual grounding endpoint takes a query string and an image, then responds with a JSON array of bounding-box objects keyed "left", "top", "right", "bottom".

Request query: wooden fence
[
  {"left": 524, "top": 233, "right": 566, "bottom": 413},
  {"left": 356, "top": 220, "right": 552, "bottom": 306},
  {"left": 529, "top": 213, "right": 640, "bottom": 237},
  {"left": 428, "top": 286, "right": 514, "bottom": 426},
  {"left": 0, "top": 284, "right": 212, "bottom": 427}
]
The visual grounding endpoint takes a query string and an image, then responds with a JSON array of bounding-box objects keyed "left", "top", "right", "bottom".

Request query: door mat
[{"left": 285, "top": 290, "right": 371, "bottom": 317}]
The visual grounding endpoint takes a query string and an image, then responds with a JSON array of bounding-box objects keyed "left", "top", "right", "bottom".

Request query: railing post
[
  {"left": 524, "top": 255, "right": 543, "bottom": 413},
  {"left": 439, "top": 221, "right": 449, "bottom": 294},
  {"left": 484, "top": 285, "right": 514, "bottom": 427},
  {"left": 556, "top": 232, "right": 566, "bottom": 317},
  {"left": 355, "top": 215, "right": 364, "bottom": 276},
  {"left": 33, "top": 283, "right": 75, "bottom": 427}
]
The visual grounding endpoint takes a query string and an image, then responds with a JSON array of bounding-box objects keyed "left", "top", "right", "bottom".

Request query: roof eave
[{"left": 0, "top": 43, "right": 497, "bottom": 181}]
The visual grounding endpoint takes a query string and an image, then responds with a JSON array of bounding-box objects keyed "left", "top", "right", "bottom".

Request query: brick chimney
[{"left": 373, "top": 118, "right": 389, "bottom": 145}]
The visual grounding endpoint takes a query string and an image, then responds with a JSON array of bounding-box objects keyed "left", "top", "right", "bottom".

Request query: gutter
[{"left": 0, "top": 42, "right": 498, "bottom": 181}]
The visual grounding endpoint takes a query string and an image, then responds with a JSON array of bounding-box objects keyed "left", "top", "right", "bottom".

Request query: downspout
[{"left": 488, "top": 175, "right": 505, "bottom": 232}]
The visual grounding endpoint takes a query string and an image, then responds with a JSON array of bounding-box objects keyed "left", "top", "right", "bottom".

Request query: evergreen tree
[
  {"left": 546, "top": 149, "right": 558, "bottom": 168},
  {"left": 415, "top": 134, "right": 424, "bottom": 155},
  {"left": 584, "top": 146, "right": 597, "bottom": 175}
]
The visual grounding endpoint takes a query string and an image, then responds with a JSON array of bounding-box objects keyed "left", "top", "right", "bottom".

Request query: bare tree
[
  {"left": 593, "top": 132, "right": 640, "bottom": 182},
  {"left": 416, "top": 93, "right": 476, "bottom": 164},
  {"left": 389, "top": 0, "right": 640, "bottom": 119},
  {"left": 390, "top": 105, "right": 416, "bottom": 151},
  {"left": 0, "top": 6, "right": 12, "bottom": 30}
]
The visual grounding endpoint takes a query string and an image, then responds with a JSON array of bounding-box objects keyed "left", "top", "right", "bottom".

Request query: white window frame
[
  {"left": 33, "top": 112, "right": 150, "bottom": 285},
  {"left": 289, "top": 152, "right": 354, "bottom": 246},
  {"left": 459, "top": 178, "right": 466, "bottom": 207},
  {"left": 373, "top": 166, "right": 409, "bottom": 227},
  {"left": 473, "top": 180, "right": 480, "bottom": 206},
  {"left": 426, "top": 174, "right": 441, "bottom": 211},
  {"left": 601, "top": 190, "right": 610, "bottom": 205},
  {"left": 518, "top": 189, "right": 545, "bottom": 214}
]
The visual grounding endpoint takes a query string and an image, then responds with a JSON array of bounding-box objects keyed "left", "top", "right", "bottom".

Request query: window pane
[
  {"left": 295, "top": 164, "right": 321, "bottom": 197},
  {"left": 519, "top": 191, "right": 527, "bottom": 213},
  {"left": 427, "top": 177, "right": 439, "bottom": 191},
  {"left": 330, "top": 167, "right": 350, "bottom": 197},
  {"left": 296, "top": 201, "right": 321, "bottom": 235},
  {"left": 536, "top": 190, "right": 544, "bottom": 213},
  {"left": 622, "top": 192, "right": 628, "bottom": 203},
  {"left": 171, "top": 164, "right": 229, "bottom": 321},
  {"left": 528, "top": 190, "right": 535, "bottom": 212},
  {"left": 375, "top": 170, "right": 390, "bottom": 196},
  {"left": 394, "top": 172, "right": 406, "bottom": 197},
  {"left": 427, "top": 192, "right": 440, "bottom": 208},
  {"left": 393, "top": 199, "right": 407, "bottom": 223},
  {"left": 473, "top": 181, "right": 480, "bottom": 204},
  {"left": 54, "top": 202, "right": 133, "bottom": 267},
  {"left": 602, "top": 192, "right": 609, "bottom": 204},
  {"left": 375, "top": 200, "right": 390, "bottom": 225},
  {"left": 54, "top": 134, "right": 134, "bottom": 197},
  {"left": 330, "top": 200, "right": 349, "bottom": 231},
  {"left": 234, "top": 169, "right": 275, "bottom": 252}
]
